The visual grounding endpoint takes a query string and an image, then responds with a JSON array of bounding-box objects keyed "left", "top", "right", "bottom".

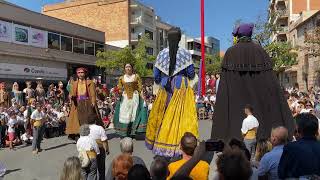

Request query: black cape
[{"left": 211, "top": 41, "right": 294, "bottom": 141}]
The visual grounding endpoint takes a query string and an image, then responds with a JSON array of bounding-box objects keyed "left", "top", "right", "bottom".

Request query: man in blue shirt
[
  {"left": 258, "top": 126, "right": 288, "bottom": 180},
  {"left": 278, "top": 113, "right": 320, "bottom": 179}
]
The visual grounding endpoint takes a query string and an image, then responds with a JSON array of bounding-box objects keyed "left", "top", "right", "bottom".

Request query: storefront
[{"left": 0, "top": 62, "right": 68, "bottom": 90}]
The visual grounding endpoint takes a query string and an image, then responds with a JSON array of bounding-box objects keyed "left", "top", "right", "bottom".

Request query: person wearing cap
[
  {"left": 67, "top": 67, "right": 102, "bottom": 140},
  {"left": 211, "top": 23, "right": 294, "bottom": 141},
  {"left": 30, "top": 103, "right": 45, "bottom": 154}
]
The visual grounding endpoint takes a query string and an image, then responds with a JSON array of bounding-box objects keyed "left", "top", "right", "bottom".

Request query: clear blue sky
[{"left": 6, "top": 0, "right": 269, "bottom": 51}]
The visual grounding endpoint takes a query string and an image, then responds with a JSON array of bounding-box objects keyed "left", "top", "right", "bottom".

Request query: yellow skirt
[{"left": 145, "top": 83, "right": 199, "bottom": 157}]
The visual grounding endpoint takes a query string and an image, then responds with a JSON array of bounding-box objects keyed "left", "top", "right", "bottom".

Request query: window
[
  {"left": 131, "top": 28, "right": 135, "bottom": 33},
  {"left": 95, "top": 43, "right": 105, "bottom": 55},
  {"left": 159, "top": 30, "right": 164, "bottom": 45},
  {"left": 85, "top": 41, "right": 94, "bottom": 55},
  {"left": 145, "top": 29, "right": 154, "bottom": 40},
  {"left": 61, "top": 36, "right": 72, "bottom": 52},
  {"left": 188, "top": 42, "right": 194, "bottom": 50},
  {"left": 73, "top": 38, "right": 84, "bottom": 54},
  {"left": 146, "top": 47, "right": 153, "bottom": 55},
  {"left": 48, "top": 32, "right": 60, "bottom": 50},
  {"left": 194, "top": 42, "right": 201, "bottom": 51}
]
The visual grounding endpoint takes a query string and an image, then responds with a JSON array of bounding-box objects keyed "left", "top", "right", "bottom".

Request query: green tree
[
  {"left": 96, "top": 35, "right": 155, "bottom": 77},
  {"left": 205, "top": 54, "right": 222, "bottom": 75},
  {"left": 265, "top": 42, "right": 297, "bottom": 71}
]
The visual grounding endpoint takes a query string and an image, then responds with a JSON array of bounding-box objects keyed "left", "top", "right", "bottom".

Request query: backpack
[{"left": 78, "top": 150, "right": 90, "bottom": 168}]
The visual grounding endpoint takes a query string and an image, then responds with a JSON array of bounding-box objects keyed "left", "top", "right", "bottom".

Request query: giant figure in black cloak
[{"left": 211, "top": 23, "right": 294, "bottom": 141}]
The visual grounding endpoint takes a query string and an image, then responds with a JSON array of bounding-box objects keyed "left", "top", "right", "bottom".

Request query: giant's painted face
[
  {"left": 0, "top": 83, "right": 5, "bottom": 90},
  {"left": 125, "top": 64, "right": 133, "bottom": 75},
  {"left": 77, "top": 69, "right": 86, "bottom": 80},
  {"left": 13, "top": 83, "right": 19, "bottom": 91}
]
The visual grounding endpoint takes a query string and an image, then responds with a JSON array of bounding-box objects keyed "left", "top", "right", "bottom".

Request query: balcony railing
[
  {"left": 277, "top": 26, "right": 289, "bottom": 33},
  {"left": 277, "top": 9, "right": 289, "bottom": 17},
  {"left": 131, "top": 33, "right": 141, "bottom": 41},
  {"left": 130, "top": 17, "right": 142, "bottom": 24}
]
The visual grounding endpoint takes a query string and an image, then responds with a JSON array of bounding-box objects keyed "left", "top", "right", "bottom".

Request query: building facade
[
  {"left": 43, "top": 0, "right": 174, "bottom": 56},
  {"left": 180, "top": 34, "right": 220, "bottom": 66},
  {"left": 288, "top": 11, "right": 320, "bottom": 90},
  {"left": 269, "top": 0, "right": 320, "bottom": 42},
  {"left": 0, "top": 1, "right": 105, "bottom": 85},
  {"left": 269, "top": 0, "right": 320, "bottom": 90}
]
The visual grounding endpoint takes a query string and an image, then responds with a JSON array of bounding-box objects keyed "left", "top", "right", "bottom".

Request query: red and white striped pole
[{"left": 200, "top": 0, "right": 206, "bottom": 96}]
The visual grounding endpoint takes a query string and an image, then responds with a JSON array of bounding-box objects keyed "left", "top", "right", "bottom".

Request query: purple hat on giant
[{"left": 232, "top": 23, "right": 254, "bottom": 38}]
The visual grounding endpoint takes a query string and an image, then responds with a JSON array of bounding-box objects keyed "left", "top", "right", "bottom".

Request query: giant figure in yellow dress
[{"left": 145, "top": 27, "right": 199, "bottom": 158}]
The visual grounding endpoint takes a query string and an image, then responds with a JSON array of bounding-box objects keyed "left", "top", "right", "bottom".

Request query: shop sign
[{"left": 0, "top": 63, "right": 67, "bottom": 78}]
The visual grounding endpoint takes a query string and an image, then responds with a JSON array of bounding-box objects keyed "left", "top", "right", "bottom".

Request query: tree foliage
[
  {"left": 265, "top": 42, "right": 298, "bottom": 71},
  {"left": 205, "top": 54, "right": 222, "bottom": 75},
  {"left": 96, "top": 35, "right": 156, "bottom": 77}
]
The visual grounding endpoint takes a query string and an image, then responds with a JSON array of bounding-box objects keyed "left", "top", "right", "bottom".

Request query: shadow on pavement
[
  {"left": 106, "top": 133, "right": 146, "bottom": 141},
  {"left": 107, "top": 133, "right": 122, "bottom": 140},
  {"left": 135, "top": 134, "right": 146, "bottom": 141},
  {"left": 5, "top": 168, "right": 21, "bottom": 175},
  {"left": 44, "top": 142, "right": 74, "bottom": 151}
]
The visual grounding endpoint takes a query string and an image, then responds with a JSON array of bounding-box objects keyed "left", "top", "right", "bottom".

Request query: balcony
[
  {"left": 130, "top": 16, "right": 142, "bottom": 26},
  {"left": 277, "top": 9, "right": 289, "bottom": 17},
  {"left": 276, "top": 34, "right": 288, "bottom": 42},
  {"left": 130, "top": 3, "right": 139, "bottom": 8},
  {"left": 277, "top": 26, "right": 289, "bottom": 34},
  {"left": 276, "top": 0, "right": 287, "bottom": 8},
  {"left": 131, "top": 33, "right": 141, "bottom": 42}
]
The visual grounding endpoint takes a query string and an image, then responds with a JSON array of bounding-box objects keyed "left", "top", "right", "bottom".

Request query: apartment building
[
  {"left": 269, "top": 0, "right": 320, "bottom": 90},
  {"left": 43, "top": 0, "right": 174, "bottom": 55},
  {"left": 180, "top": 34, "right": 220, "bottom": 65}
]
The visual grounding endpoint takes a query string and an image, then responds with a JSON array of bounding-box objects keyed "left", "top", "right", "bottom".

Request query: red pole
[{"left": 200, "top": 0, "right": 206, "bottom": 96}]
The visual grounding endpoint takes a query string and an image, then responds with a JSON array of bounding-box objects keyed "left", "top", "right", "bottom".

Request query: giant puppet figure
[
  {"left": 66, "top": 67, "right": 102, "bottom": 137},
  {"left": 145, "top": 27, "right": 199, "bottom": 158},
  {"left": 23, "top": 81, "right": 35, "bottom": 104},
  {"left": 113, "top": 63, "right": 148, "bottom": 137},
  {"left": 211, "top": 23, "right": 294, "bottom": 141},
  {"left": 0, "top": 82, "right": 10, "bottom": 108},
  {"left": 12, "top": 82, "right": 24, "bottom": 106}
]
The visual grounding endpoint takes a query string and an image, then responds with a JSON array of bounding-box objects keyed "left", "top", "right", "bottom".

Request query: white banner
[
  {"left": 29, "top": 28, "right": 47, "bottom": 48},
  {"left": 0, "top": 20, "right": 12, "bottom": 42},
  {"left": 0, "top": 63, "right": 67, "bottom": 79},
  {"left": 13, "top": 24, "right": 29, "bottom": 45}
]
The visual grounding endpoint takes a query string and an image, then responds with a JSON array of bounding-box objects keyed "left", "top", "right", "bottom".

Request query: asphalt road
[{"left": 0, "top": 120, "right": 214, "bottom": 180}]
